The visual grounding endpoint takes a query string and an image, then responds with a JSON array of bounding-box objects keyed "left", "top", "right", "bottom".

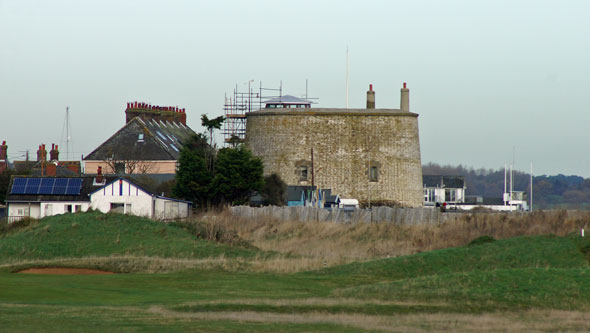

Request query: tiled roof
[
  {"left": 263, "top": 95, "right": 313, "bottom": 105},
  {"left": 84, "top": 117, "right": 196, "bottom": 161},
  {"left": 4, "top": 176, "right": 116, "bottom": 202},
  {"left": 423, "top": 175, "right": 465, "bottom": 188}
]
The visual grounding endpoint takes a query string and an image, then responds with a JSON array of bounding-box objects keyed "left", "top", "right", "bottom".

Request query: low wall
[{"left": 230, "top": 206, "right": 476, "bottom": 225}]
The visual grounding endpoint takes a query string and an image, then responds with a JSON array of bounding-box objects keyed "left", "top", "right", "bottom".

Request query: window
[
  {"left": 64, "top": 205, "right": 73, "bottom": 213},
  {"left": 369, "top": 166, "right": 379, "bottom": 182},
  {"left": 110, "top": 203, "right": 124, "bottom": 214},
  {"left": 300, "top": 166, "right": 308, "bottom": 181},
  {"left": 445, "top": 189, "right": 456, "bottom": 202},
  {"left": 366, "top": 161, "right": 381, "bottom": 182},
  {"left": 75, "top": 205, "right": 82, "bottom": 213},
  {"left": 424, "top": 189, "right": 435, "bottom": 202},
  {"left": 295, "top": 160, "right": 311, "bottom": 182},
  {"left": 114, "top": 162, "right": 126, "bottom": 174},
  {"left": 138, "top": 133, "right": 144, "bottom": 142}
]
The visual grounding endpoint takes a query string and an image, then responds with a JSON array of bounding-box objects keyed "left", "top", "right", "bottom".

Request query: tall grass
[{"left": 196, "top": 210, "right": 590, "bottom": 267}]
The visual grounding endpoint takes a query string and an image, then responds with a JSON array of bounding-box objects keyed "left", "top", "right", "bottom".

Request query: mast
[{"left": 61, "top": 106, "right": 72, "bottom": 161}]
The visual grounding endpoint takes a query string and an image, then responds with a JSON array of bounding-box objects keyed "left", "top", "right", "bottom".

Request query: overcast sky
[{"left": 1, "top": 0, "right": 589, "bottom": 177}]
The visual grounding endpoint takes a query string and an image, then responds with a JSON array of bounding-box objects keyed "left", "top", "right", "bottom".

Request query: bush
[
  {"left": 468, "top": 235, "right": 496, "bottom": 246},
  {"left": 169, "top": 219, "right": 252, "bottom": 248}
]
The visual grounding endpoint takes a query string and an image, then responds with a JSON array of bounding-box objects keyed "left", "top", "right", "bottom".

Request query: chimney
[
  {"left": 366, "top": 84, "right": 375, "bottom": 109},
  {"left": 125, "top": 102, "right": 188, "bottom": 125},
  {"left": 96, "top": 166, "right": 103, "bottom": 183},
  {"left": 37, "top": 144, "right": 47, "bottom": 162},
  {"left": 400, "top": 82, "right": 410, "bottom": 112},
  {"left": 50, "top": 144, "right": 59, "bottom": 161},
  {"left": 0, "top": 141, "right": 7, "bottom": 160},
  {"left": 45, "top": 162, "right": 57, "bottom": 176}
]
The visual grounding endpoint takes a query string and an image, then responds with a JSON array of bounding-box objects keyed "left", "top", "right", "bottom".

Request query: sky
[{"left": 1, "top": 0, "right": 589, "bottom": 177}]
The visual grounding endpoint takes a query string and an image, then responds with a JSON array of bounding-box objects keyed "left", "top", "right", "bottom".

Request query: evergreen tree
[
  {"left": 173, "top": 134, "right": 212, "bottom": 208},
  {"left": 210, "top": 146, "right": 264, "bottom": 205}
]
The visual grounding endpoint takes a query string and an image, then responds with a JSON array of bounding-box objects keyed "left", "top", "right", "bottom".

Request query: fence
[{"left": 230, "top": 205, "right": 487, "bottom": 225}]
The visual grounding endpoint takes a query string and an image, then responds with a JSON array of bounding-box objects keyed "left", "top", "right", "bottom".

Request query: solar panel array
[{"left": 10, "top": 178, "right": 83, "bottom": 195}]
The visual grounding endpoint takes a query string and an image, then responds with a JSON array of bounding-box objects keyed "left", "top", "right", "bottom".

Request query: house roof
[
  {"left": 84, "top": 117, "right": 196, "bottom": 161},
  {"left": 4, "top": 176, "right": 116, "bottom": 203},
  {"left": 89, "top": 177, "right": 191, "bottom": 204},
  {"left": 263, "top": 95, "right": 313, "bottom": 105},
  {"left": 423, "top": 175, "right": 465, "bottom": 188},
  {"left": 6, "top": 175, "right": 190, "bottom": 205}
]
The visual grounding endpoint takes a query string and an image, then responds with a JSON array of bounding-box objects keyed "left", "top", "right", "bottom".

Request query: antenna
[
  {"left": 504, "top": 164, "right": 507, "bottom": 206},
  {"left": 60, "top": 106, "right": 73, "bottom": 161},
  {"left": 530, "top": 162, "right": 533, "bottom": 211},
  {"left": 346, "top": 46, "right": 349, "bottom": 109}
]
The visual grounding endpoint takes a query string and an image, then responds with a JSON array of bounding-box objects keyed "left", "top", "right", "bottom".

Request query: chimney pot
[
  {"left": 366, "top": 84, "right": 376, "bottom": 109},
  {"left": 400, "top": 82, "right": 410, "bottom": 112}
]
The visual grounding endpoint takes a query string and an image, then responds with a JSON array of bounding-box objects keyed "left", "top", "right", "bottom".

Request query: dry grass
[
  {"left": 146, "top": 305, "right": 590, "bottom": 332},
  {"left": 4, "top": 210, "right": 589, "bottom": 274},
  {"left": 195, "top": 210, "right": 590, "bottom": 270}
]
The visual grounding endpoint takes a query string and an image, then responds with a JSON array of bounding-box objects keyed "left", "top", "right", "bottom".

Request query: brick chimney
[
  {"left": 125, "top": 102, "right": 187, "bottom": 125},
  {"left": 37, "top": 144, "right": 47, "bottom": 162},
  {"left": 0, "top": 141, "right": 7, "bottom": 160},
  {"left": 0, "top": 141, "right": 6, "bottom": 174},
  {"left": 96, "top": 166, "right": 103, "bottom": 183},
  {"left": 366, "top": 84, "right": 375, "bottom": 109},
  {"left": 45, "top": 162, "right": 57, "bottom": 176},
  {"left": 50, "top": 144, "right": 59, "bottom": 161}
]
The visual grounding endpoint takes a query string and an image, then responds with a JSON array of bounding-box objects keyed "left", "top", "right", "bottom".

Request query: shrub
[{"left": 468, "top": 235, "right": 496, "bottom": 246}]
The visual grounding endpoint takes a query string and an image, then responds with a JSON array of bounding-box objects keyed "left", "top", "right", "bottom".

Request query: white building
[
  {"left": 90, "top": 177, "right": 190, "bottom": 220},
  {"left": 423, "top": 175, "right": 466, "bottom": 207},
  {"left": 5, "top": 176, "right": 191, "bottom": 222}
]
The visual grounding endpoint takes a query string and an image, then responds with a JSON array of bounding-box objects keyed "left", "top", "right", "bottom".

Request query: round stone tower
[{"left": 245, "top": 83, "right": 423, "bottom": 207}]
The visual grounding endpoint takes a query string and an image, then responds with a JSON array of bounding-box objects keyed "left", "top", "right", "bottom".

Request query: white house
[
  {"left": 423, "top": 175, "right": 466, "bottom": 207},
  {"left": 5, "top": 176, "right": 191, "bottom": 222},
  {"left": 89, "top": 177, "right": 191, "bottom": 220}
]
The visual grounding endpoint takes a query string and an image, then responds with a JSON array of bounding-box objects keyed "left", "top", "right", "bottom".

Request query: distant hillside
[{"left": 423, "top": 163, "right": 590, "bottom": 209}]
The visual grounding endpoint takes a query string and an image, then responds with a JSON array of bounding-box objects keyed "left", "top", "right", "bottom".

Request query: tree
[
  {"left": 260, "top": 173, "right": 287, "bottom": 206},
  {"left": 173, "top": 134, "right": 212, "bottom": 208},
  {"left": 201, "top": 114, "right": 225, "bottom": 172},
  {"left": 210, "top": 146, "right": 264, "bottom": 205},
  {"left": 0, "top": 169, "right": 13, "bottom": 204}
]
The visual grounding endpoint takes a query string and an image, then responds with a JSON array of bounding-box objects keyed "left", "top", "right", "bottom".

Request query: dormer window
[{"left": 138, "top": 133, "right": 144, "bottom": 142}]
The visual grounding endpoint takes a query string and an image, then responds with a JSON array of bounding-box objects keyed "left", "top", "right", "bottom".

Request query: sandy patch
[{"left": 16, "top": 267, "right": 115, "bottom": 275}]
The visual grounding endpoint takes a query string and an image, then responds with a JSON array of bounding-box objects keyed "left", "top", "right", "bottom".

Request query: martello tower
[{"left": 245, "top": 83, "right": 423, "bottom": 207}]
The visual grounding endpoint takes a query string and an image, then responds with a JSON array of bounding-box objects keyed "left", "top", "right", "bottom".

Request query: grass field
[{"left": 1, "top": 211, "right": 590, "bottom": 331}]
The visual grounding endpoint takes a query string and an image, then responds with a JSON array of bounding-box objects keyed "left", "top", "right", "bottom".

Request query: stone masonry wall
[{"left": 245, "top": 109, "right": 423, "bottom": 207}]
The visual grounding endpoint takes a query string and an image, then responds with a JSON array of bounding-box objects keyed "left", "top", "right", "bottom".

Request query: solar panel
[
  {"left": 13, "top": 178, "right": 27, "bottom": 187},
  {"left": 10, "top": 177, "right": 83, "bottom": 196},
  {"left": 10, "top": 178, "right": 28, "bottom": 194},
  {"left": 24, "top": 178, "right": 42, "bottom": 194},
  {"left": 63, "top": 178, "right": 82, "bottom": 195},
  {"left": 11, "top": 185, "right": 26, "bottom": 194},
  {"left": 39, "top": 178, "right": 55, "bottom": 195}
]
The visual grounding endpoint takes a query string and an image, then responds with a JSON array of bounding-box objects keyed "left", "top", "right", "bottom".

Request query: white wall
[
  {"left": 8, "top": 203, "right": 40, "bottom": 219},
  {"left": 90, "top": 179, "right": 154, "bottom": 217},
  {"left": 7, "top": 201, "right": 90, "bottom": 221},
  {"left": 154, "top": 198, "right": 190, "bottom": 220}
]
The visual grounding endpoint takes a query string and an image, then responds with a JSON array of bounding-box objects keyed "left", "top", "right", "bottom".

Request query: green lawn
[{"left": 2, "top": 212, "right": 590, "bottom": 331}]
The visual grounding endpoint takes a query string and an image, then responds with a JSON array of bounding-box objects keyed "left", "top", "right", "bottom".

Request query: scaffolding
[{"left": 222, "top": 81, "right": 282, "bottom": 145}]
